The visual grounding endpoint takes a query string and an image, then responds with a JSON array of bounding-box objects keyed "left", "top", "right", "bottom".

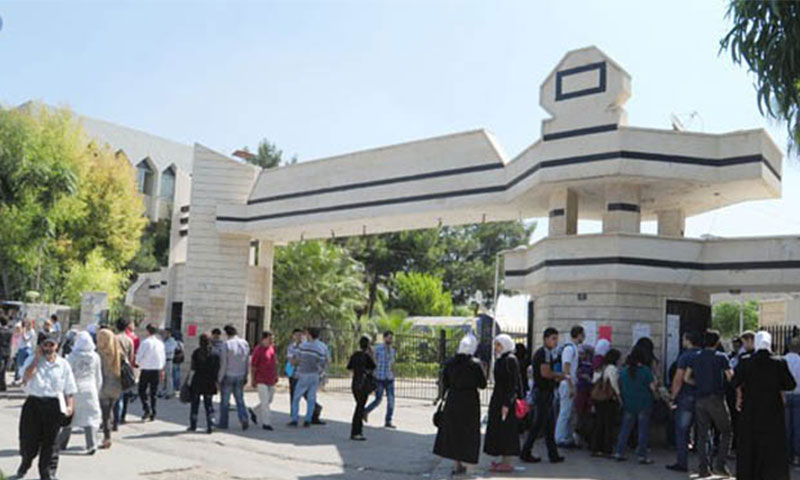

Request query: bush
[{"left": 389, "top": 272, "right": 453, "bottom": 316}]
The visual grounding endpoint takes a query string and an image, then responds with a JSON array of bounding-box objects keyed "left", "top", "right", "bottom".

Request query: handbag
[
  {"left": 361, "top": 371, "right": 378, "bottom": 394},
  {"left": 179, "top": 371, "right": 194, "bottom": 404},
  {"left": 433, "top": 393, "right": 447, "bottom": 428},
  {"left": 514, "top": 398, "right": 530, "bottom": 420},
  {"left": 591, "top": 367, "right": 616, "bottom": 402},
  {"left": 120, "top": 356, "right": 136, "bottom": 391}
]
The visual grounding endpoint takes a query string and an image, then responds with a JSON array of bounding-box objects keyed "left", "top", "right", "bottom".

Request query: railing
[{"left": 763, "top": 324, "right": 800, "bottom": 355}]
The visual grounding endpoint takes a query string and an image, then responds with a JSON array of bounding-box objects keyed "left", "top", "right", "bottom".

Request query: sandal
[
  {"left": 451, "top": 465, "right": 467, "bottom": 476},
  {"left": 489, "top": 463, "right": 513, "bottom": 473}
]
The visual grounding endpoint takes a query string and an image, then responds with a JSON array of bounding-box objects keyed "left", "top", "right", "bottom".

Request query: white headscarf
[
  {"left": 458, "top": 334, "right": 478, "bottom": 356},
  {"left": 755, "top": 330, "right": 772, "bottom": 352},
  {"left": 494, "top": 334, "right": 515, "bottom": 355},
  {"left": 594, "top": 339, "right": 611, "bottom": 357},
  {"left": 73, "top": 331, "right": 95, "bottom": 353}
]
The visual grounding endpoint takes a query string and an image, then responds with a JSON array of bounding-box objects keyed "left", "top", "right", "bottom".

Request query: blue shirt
[
  {"left": 374, "top": 343, "right": 396, "bottom": 381},
  {"left": 296, "top": 339, "right": 328, "bottom": 376},
  {"left": 619, "top": 365, "right": 654, "bottom": 414},
  {"left": 676, "top": 348, "right": 700, "bottom": 399},
  {"left": 687, "top": 349, "right": 730, "bottom": 398}
]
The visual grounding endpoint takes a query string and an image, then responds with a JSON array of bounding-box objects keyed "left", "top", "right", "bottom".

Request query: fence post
[
  {"left": 526, "top": 300, "right": 535, "bottom": 356},
  {"left": 438, "top": 329, "right": 447, "bottom": 365}
]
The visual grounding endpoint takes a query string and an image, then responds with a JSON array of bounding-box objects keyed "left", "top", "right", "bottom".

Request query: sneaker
[
  {"left": 87, "top": 448, "right": 96, "bottom": 456},
  {"left": 248, "top": 408, "right": 257, "bottom": 424},
  {"left": 187, "top": 426, "right": 197, "bottom": 432},
  {"left": 665, "top": 464, "right": 688, "bottom": 472},
  {"left": 262, "top": 425, "right": 273, "bottom": 431},
  {"left": 241, "top": 422, "right": 249, "bottom": 431},
  {"left": 350, "top": 434, "right": 367, "bottom": 441},
  {"left": 287, "top": 421, "right": 298, "bottom": 427},
  {"left": 303, "top": 421, "right": 311, "bottom": 428},
  {"left": 384, "top": 423, "right": 397, "bottom": 429},
  {"left": 520, "top": 454, "right": 541, "bottom": 463},
  {"left": 549, "top": 456, "right": 565, "bottom": 463},
  {"left": 713, "top": 466, "right": 732, "bottom": 478},
  {"left": 311, "top": 420, "right": 327, "bottom": 425},
  {"left": 696, "top": 470, "right": 713, "bottom": 478},
  {"left": 613, "top": 455, "right": 627, "bottom": 462},
  {"left": 638, "top": 457, "right": 653, "bottom": 465}
]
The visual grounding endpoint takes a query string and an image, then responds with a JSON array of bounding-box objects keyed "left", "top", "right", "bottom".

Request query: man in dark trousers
[
  {"left": 16, "top": 332, "right": 77, "bottom": 480},
  {"left": 0, "top": 315, "right": 13, "bottom": 391},
  {"left": 684, "top": 330, "right": 733, "bottom": 478},
  {"left": 520, "top": 327, "right": 565, "bottom": 464}
]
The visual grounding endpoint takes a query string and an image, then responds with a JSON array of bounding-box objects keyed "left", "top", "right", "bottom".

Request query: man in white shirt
[
  {"left": 785, "top": 337, "right": 800, "bottom": 465},
  {"left": 555, "top": 325, "right": 585, "bottom": 447},
  {"left": 135, "top": 324, "right": 166, "bottom": 421},
  {"left": 16, "top": 332, "right": 77, "bottom": 480}
]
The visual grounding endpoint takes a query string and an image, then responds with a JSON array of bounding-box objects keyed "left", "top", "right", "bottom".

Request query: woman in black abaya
[{"left": 483, "top": 334, "right": 523, "bottom": 473}]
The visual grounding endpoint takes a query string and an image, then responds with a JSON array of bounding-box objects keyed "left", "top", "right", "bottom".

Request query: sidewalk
[{"left": 1, "top": 381, "right": 797, "bottom": 480}]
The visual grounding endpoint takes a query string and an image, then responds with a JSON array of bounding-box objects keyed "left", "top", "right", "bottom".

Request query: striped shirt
[
  {"left": 296, "top": 339, "right": 328, "bottom": 375},
  {"left": 374, "top": 343, "right": 396, "bottom": 380}
]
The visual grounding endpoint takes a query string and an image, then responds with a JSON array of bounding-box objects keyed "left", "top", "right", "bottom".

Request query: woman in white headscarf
[
  {"left": 733, "top": 330, "right": 797, "bottom": 480},
  {"left": 59, "top": 331, "right": 102, "bottom": 455},
  {"left": 483, "top": 334, "right": 523, "bottom": 473},
  {"left": 593, "top": 338, "right": 611, "bottom": 370},
  {"left": 433, "top": 334, "right": 486, "bottom": 475}
]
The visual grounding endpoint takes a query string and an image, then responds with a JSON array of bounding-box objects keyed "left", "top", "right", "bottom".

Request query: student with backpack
[
  {"left": 555, "top": 326, "right": 585, "bottom": 448},
  {"left": 590, "top": 348, "right": 621, "bottom": 457}
]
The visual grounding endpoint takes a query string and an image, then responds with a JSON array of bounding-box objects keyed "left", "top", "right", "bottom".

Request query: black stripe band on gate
[
  {"left": 549, "top": 209, "right": 565, "bottom": 217},
  {"left": 504, "top": 256, "right": 800, "bottom": 277},
  {"left": 221, "top": 150, "right": 780, "bottom": 223},
  {"left": 607, "top": 203, "right": 640, "bottom": 212}
]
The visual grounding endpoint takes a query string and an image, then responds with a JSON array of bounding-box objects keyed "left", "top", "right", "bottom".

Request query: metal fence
[
  {"left": 763, "top": 324, "right": 800, "bottom": 355},
  {"left": 322, "top": 324, "right": 529, "bottom": 405}
]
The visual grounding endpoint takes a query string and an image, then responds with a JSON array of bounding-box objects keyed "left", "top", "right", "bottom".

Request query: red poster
[
  {"left": 599, "top": 325, "right": 612, "bottom": 342},
  {"left": 187, "top": 324, "right": 198, "bottom": 338}
]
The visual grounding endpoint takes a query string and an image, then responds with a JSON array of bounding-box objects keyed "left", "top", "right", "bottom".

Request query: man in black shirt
[
  {"left": 0, "top": 315, "right": 12, "bottom": 391},
  {"left": 521, "top": 327, "right": 565, "bottom": 463}
]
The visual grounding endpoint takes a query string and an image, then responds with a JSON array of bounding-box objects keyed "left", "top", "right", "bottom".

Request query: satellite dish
[{"left": 670, "top": 113, "right": 684, "bottom": 131}]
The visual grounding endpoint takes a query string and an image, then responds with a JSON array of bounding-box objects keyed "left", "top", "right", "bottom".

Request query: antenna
[{"left": 670, "top": 113, "right": 684, "bottom": 131}]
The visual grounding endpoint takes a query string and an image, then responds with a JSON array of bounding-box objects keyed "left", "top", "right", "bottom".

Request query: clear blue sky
[{"left": 1, "top": 0, "right": 798, "bottom": 239}]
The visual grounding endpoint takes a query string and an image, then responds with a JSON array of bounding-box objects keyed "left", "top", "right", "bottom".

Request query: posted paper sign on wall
[
  {"left": 187, "top": 324, "right": 198, "bottom": 338},
  {"left": 581, "top": 320, "right": 598, "bottom": 346},
  {"left": 599, "top": 325, "right": 612, "bottom": 342},
  {"left": 632, "top": 323, "right": 651, "bottom": 346}
]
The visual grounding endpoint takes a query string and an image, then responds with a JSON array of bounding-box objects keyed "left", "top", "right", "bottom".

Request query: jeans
[
  {"left": 291, "top": 373, "right": 320, "bottom": 423},
  {"left": 351, "top": 389, "right": 368, "bottom": 437},
  {"left": 786, "top": 393, "right": 800, "bottom": 459},
  {"left": 555, "top": 381, "right": 575, "bottom": 445},
  {"left": 255, "top": 384, "right": 276, "bottom": 427},
  {"left": 162, "top": 359, "right": 174, "bottom": 397},
  {"left": 172, "top": 363, "right": 182, "bottom": 391},
  {"left": 674, "top": 395, "right": 695, "bottom": 468},
  {"left": 114, "top": 391, "right": 134, "bottom": 426},
  {"left": 695, "top": 395, "right": 731, "bottom": 472},
  {"left": 15, "top": 346, "right": 31, "bottom": 381},
  {"left": 138, "top": 369, "right": 160, "bottom": 417},
  {"left": 616, "top": 407, "right": 652, "bottom": 459},
  {"left": 364, "top": 378, "right": 395, "bottom": 424},
  {"left": 219, "top": 375, "right": 248, "bottom": 428},
  {"left": 190, "top": 393, "right": 214, "bottom": 430},
  {"left": 289, "top": 376, "right": 323, "bottom": 421},
  {"left": 522, "top": 389, "right": 560, "bottom": 460}
]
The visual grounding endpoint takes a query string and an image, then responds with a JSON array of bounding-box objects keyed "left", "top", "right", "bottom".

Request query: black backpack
[{"left": 173, "top": 341, "right": 185, "bottom": 365}]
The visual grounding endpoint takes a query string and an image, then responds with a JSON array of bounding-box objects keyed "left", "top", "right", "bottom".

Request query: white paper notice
[
  {"left": 632, "top": 323, "right": 651, "bottom": 346},
  {"left": 665, "top": 314, "right": 681, "bottom": 373},
  {"left": 581, "top": 320, "right": 598, "bottom": 347}
]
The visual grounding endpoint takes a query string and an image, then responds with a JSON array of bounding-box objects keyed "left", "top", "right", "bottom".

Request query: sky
[{"left": 1, "top": 0, "right": 799, "bottom": 241}]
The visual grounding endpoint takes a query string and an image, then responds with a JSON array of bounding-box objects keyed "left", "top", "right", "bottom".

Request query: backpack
[
  {"left": 590, "top": 366, "right": 615, "bottom": 402},
  {"left": 120, "top": 355, "right": 136, "bottom": 391},
  {"left": 552, "top": 342, "right": 576, "bottom": 374},
  {"left": 173, "top": 341, "right": 185, "bottom": 365}
]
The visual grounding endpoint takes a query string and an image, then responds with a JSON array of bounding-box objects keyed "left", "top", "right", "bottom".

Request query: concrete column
[
  {"left": 657, "top": 209, "right": 685, "bottom": 237},
  {"left": 602, "top": 184, "right": 640, "bottom": 233},
  {"left": 548, "top": 189, "right": 578, "bottom": 236},
  {"left": 258, "top": 241, "right": 275, "bottom": 330}
]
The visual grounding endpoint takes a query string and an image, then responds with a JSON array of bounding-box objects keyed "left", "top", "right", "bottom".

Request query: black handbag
[
  {"left": 362, "top": 371, "right": 378, "bottom": 394},
  {"left": 120, "top": 356, "right": 136, "bottom": 391},
  {"left": 179, "top": 372, "right": 194, "bottom": 404},
  {"left": 432, "top": 392, "right": 447, "bottom": 428}
]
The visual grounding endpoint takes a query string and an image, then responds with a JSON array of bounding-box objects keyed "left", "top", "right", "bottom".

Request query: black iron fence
[
  {"left": 763, "top": 324, "right": 800, "bottom": 355},
  {"left": 322, "top": 324, "right": 528, "bottom": 405}
]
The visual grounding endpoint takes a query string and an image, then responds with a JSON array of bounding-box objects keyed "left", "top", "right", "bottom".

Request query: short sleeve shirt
[
  {"left": 676, "top": 348, "right": 700, "bottom": 398},
  {"left": 687, "top": 350, "right": 730, "bottom": 398},
  {"left": 620, "top": 365, "right": 654, "bottom": 414},
  {"left": 532, "top": 346, "right": 556, "bottom": 392},
  {"left": 23, "top": 355, "right": 78, "bottom": 399},
  {"left": 561, "top": 342, "right": 578, "bottom": 384}
]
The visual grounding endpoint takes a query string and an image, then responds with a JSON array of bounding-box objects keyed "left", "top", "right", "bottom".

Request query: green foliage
[
  {"left": 62, "top": 249, "right": 125, "bottom": 307},
  {"left": 0, "top": 105, "right": 146, "bottom": 304},
  {"left": 129, "top": 219, "right": 171, "bottom": 272},
  {"left": 390, "top": 271, "right": 453, "bottom": 316},
  {"left": 271, "top": 240, "right": 366, "bottom": 342},
  {"left": 721, "top": 1, "right": 800, "bottom": 150},
  {"left": 242, "top": 138, "right": 298, "bottom": 169},
  {"left": 712, "top": 301, "right": 759, "bottom": 338}
]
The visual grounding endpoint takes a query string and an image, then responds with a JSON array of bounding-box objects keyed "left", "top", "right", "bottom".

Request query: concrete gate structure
[{"left": 128, "top": 46, "right": 800, "bottom": 364}]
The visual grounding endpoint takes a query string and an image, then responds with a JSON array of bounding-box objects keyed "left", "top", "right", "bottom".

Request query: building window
[
  {"left": 136, "top": 160, "right": 154, "bottom": 195},
  {"left": 160, "top": 167, "right": 176, "bottom": 201}
]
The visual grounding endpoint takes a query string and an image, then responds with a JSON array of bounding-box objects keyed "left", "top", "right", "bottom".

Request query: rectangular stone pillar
[
  {"left": 258, "top": 241, "right": 275, "bottom": 330},
  {"left": 548, "top": 189, "right": 578, "bottom": 236},
  {"left": 657, "top": 209, "right": 685, "bottom": 237},
  {"left": 602, "top": 184, "right": 640, "bottom": 233}
]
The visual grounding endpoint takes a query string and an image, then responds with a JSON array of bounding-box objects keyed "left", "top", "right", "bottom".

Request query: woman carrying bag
[
  {"left": 483, "top": 334, "right": 523, "bottom": 473},
  {"left": 96, "top": 329, "right": 122, "bottom": 449},
  {"left": 433, "top": 334, "right": 486, "bottom": 476},
  {"left": 187, "top": 333, "right": 220, "bottom": 433},
  {"left": 346, "top": 336, "right": 376, "bottom": 441}
]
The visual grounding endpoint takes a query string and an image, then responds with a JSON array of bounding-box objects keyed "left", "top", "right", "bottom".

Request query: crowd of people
[{"left": 432, "top": 326, "right": 800, "bottom": 480}]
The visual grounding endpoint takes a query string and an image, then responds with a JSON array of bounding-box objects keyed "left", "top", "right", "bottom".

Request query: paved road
[{"left": 2, "top": 379, "right": 799, "bottom": 480}]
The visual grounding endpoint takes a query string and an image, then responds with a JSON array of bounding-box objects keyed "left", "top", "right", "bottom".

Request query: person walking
[
  {"left": 113, "top": 318, "right": 135, "bottom": 428},
  {"left": 683, "top": 330, "right": 733, "bottom": 478},
  {"left": 96, "top": 328, "right": 122, "bottom": 449},
  {"left": 614, "top": 348, "right": 657, "bottom": 464},
  {"left": 188, "top": 333, "right": 220, "bottom": 434},
  {"left": 364, "top": 330, "right": 397, "bottom": 428},
  {"left": 136, "top": 323, "right": 166, "bottom": 422},
  {"left": 484, "top": 334, "right": 523, "bottom": 473},
  {"left": 171, "top": 332, "right": 185, "bottom": 394},
  {"left": 289, "top": 327, "right": 328, "bottom": 427},
  {"left": 666, "top": 331, "right": 702, "bottom": 473},
  {"left": 16, "top": 332, "right": 77, "bottom": 480},
  {"left": 0, "top": 315, "right": 13, "bottom": 391},
  {"left": 784, "top": 337, "right": 800, "bottom": 466},
  {"left": 433, "top": 334, "right": 486, "bottom": 475},
  {"left": 287, "top": 328, "right": 325, "bottom": 424},
  {"left": 555, "top": 325, "right": 585, "bottom": 448},
  {"left": 521, "top": 327, "right": 565, "bottom": 464},
  {"left": 248, "top": 331, "right": 278, "bottom": 431},
  {"left": 160, "top": 328, "right": 178, "bottom": 399},
  {"left": 49, "top": 315, "right": 62, "bottom": 344},
  {"left": 734, "top": 331, "right": 797, "bottom": 480},
  {"left": 59, "top": 331, "right": 102, "bottom": 455},
  {"left": 218, "top": 324, "right": 250, "bottom": 430},
  {"left": 347, "top": 336, "right": 377, "bottom": 441},
  {"left": 14, "top": 318, "right": 36, "bottom": 385},
  {"left": 590, "top": 348, "right": 621, "bottom": 457}
]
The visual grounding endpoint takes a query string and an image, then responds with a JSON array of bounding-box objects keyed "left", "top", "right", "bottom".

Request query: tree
[
  {"left": 61, "top": 248, "right": 126, "bottom": 307},
  {"left": 712, "top": 300, "right": 759, "bottom": 338},
  {"left": 721, "top": 1, "right": 800, "bottom": 150},
  {"left": 271, "top": 240, "right": 366, "bottom": 342},
  {"left": 242, "top": 138, "right": 298, "bottom": 169},
  {"left": 129, "top": 218, "right": 171, "bottom": 273},
  {"left": 389, "top": 271, "right": 453, "bottom": 316}
]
